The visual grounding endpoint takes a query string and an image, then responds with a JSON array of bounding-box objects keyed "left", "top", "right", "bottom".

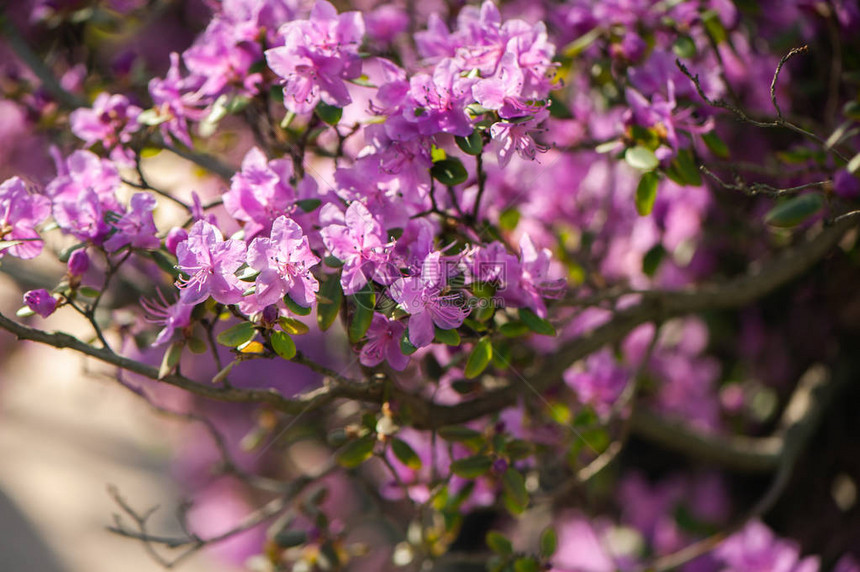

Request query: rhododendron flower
[
  {"left": 490, "top": 110, "right": 550, "bottom": 167},
  {"left": 142, "top": 291, "right": 194, "bottom": 346},
  {"left": 103, "top": 193, "right": 160, "bottom": 252},
  {"left": 246, "top": 215, "right": 320, "bottom": 308},
  {"left": 69, "top": 92, "right": 141, "bottom": 165},
  {"left": 148, "top": 53, "right": 206, "bottom": 147},
  {"left": 360, "top": 314, "right": 409, "bottom": 370},
  {"left": 389, "top": 252, "right": 469, "bottom": 348},
  {"left": 24, "top": 289, "right": 58, "bottom": 318},
  {"left": 320, "top": 202, "right": 394, "bottom": 295},
  {"left": 502, "top": 234, "right": 566, "bottom": 317},
  {"left": 175, "top": 220, "right": 246, "bottom": 305},
  {"left": 405, "top": 59, "right": 476, "bottom": 137},
  {"left": 223, "top": 147, "right": 304, "bottom": 239},
  {"left": 0, "top": 177, "right": 51, "bottom": 260},
  {"left": 714, "top": 520, "right": 820, "bottom": 572},
  {"left": 67, "top": 249, "right": 89, "bottom": 277},
  {"left": 265, "top": 0, "right": 365, "bottom": 114}
]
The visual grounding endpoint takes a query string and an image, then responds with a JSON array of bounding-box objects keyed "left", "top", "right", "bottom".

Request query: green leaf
[
  {"left": 702, "top": 10, "right": 727, "bottom": 44},
  {"left": 391, "top": 438, "right": 422, "bottom": 470},
  {"left": 764, "top": 194, "right": 825, "bottom": 228},
  {"left": 431, "top": 157, "right": 469, "bottom": 186},
  {"left": 216, "top": 322, "right": 256, "bottom": 347},
  {"left": 848, "top": 152, "right": 860, "bottom": 175},
  {"left": 400, "top": 333, "right": 419, "bottom": 355},
  {"left": 147, "top": 250, "right": 180, "bottom": 278},
  {"left": 635, "top": 171, "right": 660, "bottom": 216},
  {"left": 499, "top": 208, "right": 521, "bottom": 231},
  {"left": 315, "top": 101, "right": 343, "bottom": 125},
  {"left": 502, "top": 468, "right": 528, "bottom": 514},
  {"left": 499, "top": 321, "right": 530, "bottom": 338},
  {"left": 273, "top": 529, "right": 308, "bottom": 549},
  {"left": 159, "top": 341, "right": 183, "bottom": 379},
  {"left": 450, "top": 454, "right": 493, "bottom": 478},
  {"left": 284, "top": 294, "right": 313, "bottom": 316},
  {"left": 539, "top": 527, "right": 557, "bottom": 558},
  {"left": 455, "top": 130, "right": 484, "bottom": 155},
  {"left": 518, "top": 308, "right": 556, "bottom": 336},
  {"left": 336, "top": 434, "right": 376, "bottom": 468},
  {"left": 486, "top": 531, "right": 513, "bottom": 556},
  {"left": 137, "top": 108, "right": 169, "bottom": 126},
  {"left": 642, "top": 244, "right": 666, "bottom": 277},
  {"left": 491, "top": 342, "right": 511, "bottom": 369},
  {"left": 438, "top": 426, "right": 483, "bottom": 448},
  {"left": 434, "top": 327, "right": 461, "bottom": 346},
  {"left": 186, "top": 337, "right": 206, "bottom": 354},
  {"left": 702, "top": 131, "right": 730, "bottom": 159},
  {"left": 349, "top": 283, "right": 376, "bottom": 343},
  {"left": 317, "top": 274, "right": 343, "bottom": 331},
  {"left": 58, "top": 243, "right": 87, "bottom": 263},
  {"left": 513, "top": 557, "right": 540, "bottom": 572},
  {"left": 625, "top": 145, "right": 660, "bottom": 171},
  {"left": 562, "top": 26, "right": 602, "bottom": 58},
  {"left": 296, "top": 198, "right": 322, "bottom": 212},
  {"left": 464, "top": 338, "right": 493, "bottom": 379},
  {"left": 672, "top": 36, "right": 697, "bottom": 59},
  {"left": 78, "top": 286, "right": 100, "bottom": 298},
  {"left": 211, "top": 361, "right": 236, "bottom": 385},
  {"left": 430, "top": 145, "right": 447, "bottom": 162},
  {"left": 349, "top": 74, "right": 377, "bottom": 87},
  {"left": 669, "top": 149, "right": 702, "bottom": 186},
  {"left": 271, "top": 330, "right": 296, "bottom": 360},
  {"left": 278, "top": 317, "right": 310, "bottom": 335}
]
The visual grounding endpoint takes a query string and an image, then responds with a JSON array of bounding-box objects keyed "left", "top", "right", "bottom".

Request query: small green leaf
[
  {"left": 278, "top": 317, "right": 310, "bottom": 335},
  {"left": 502, "top": 468, "right": 528, "bottom": 514},
  {"left": 702, "top": 10, "right": 727, "bottom": 44},
  {"left": 147, "top": 250, "right": 179, "bottom": 278},
  {"left": 159, "top": 341, "right": 183, "bottom": 379},
  {"left": 513, "top": 557, "right": 540, "bottom": 572},
  {"left": 271, "top": 330, "right": 296, "bottom": 360},
  {"left": 635, "top": 171, "right": 660, "bottom": 216},
  {"left": 336, "top": 434, "right": 376, "bottom": 468},
  {"left": 78, "top": 286, "right": 100, "bottom": 298},
  {"left": 672, "top": 36, "right": 697, "bottom": 59},
  {"left": 848, "top": 152, "right": 860, "bottom": 175},
  {"left": 296, "top": 198, "right": 322, "bottom": 212},
  {"left": 211, "top": 361, "right": 236, "bottom": 385},
  {"left": 430, "top": 145, "right": 447, "bottom": 162},
  {"left": 15, "top": 306, "right": 35, "bottom": 318},
  {"left": 669, "top": 149, "right": 702, "bottom": 186},
  {"left": 764, "top": 194, "right": 825, "bottom": 228},
  {"left": 315, "top": 101, "right": 343, "bottom": 125},
  {"left": 486, "top": 531, "right": 513, "bottom": 556},
  {"left": 137, "top": 108, "right": 169, "bottom": 126},
  {"left": 400, "top": 333, "right": 419, "bottom": 355},
  {"left": 539, "top": 527, "right": 557, "bottom": 558},
  {"left": 642, "top": 244, "right": 666, "bottom": 277},
  {"left": 625, "top": 145, "right": 660, "bottom": 171},
  {"left": 456, "top": 130, "right": 484, "bottom": 155},
  {"left": 188, "top": 337, "right": 207, "bottom": 354},
  {"left": 702, "top": 131, "right": 730, "bottom": 159},
  {"left": 562, "top": 26, "right": 602, "bottom": 58},
  {"left": 499, "top": 208, "right": 521, "bottom": 231},
  {"left": 216, "top": 321, "right": 256, "bottom": 347},
  {"left": 274, "top": 529, "right": 308, "bottom": 549},
  {"left": 58, "top": 243, "right": 87, "bottom": 263},
  {"left": 391, "top": 438, "right": 422, "bottom": 470},
  {"left": 491, "top": 342, "right": 511, "bottom": 369},
  {"left": 284, "top": 294, "right": 313, "bottom": 316},
  {"left": 317, "top": 274, "right": 343, "bottom": 331},
  {"left": 438, "top": 426, "right": 483, "bottom": 448},
  {"left": 464, "top": 337, "right": 493, "bottom": 379},
  {"left": 499, "top": 321, "right": 529, "bottom": 338},
  {"left": 434, "top": 327, "right": 461, "bottom": 346},
  {"left": 518, "top": 308, "right": 556, "bottom": 336},
  {"left": 431, "top": 157, "right": 469, "bottom": 186},
  {"left": 349, "top": 283, "right": 376, "bottom": 343},
  {"left": 450, "top": 454, "right": 493, "bottom": 478}
]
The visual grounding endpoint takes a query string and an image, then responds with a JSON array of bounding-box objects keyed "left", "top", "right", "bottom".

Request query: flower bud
[
  {"left": 67, "top": 249, "right": 89, "bottom": 277},
  {"left": 23, "top": 289, "right": 58, "bottom": 318},
  {"left": 165, "top": 227, "right": 188, "bottom": 255}
]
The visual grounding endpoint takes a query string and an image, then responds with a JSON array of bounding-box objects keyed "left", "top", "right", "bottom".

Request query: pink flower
[
  {"left": 360, "top": 314, "right": 409, "bottom": 370},
  {"left": 175, "top": 220, "right": 247, "bottom": 305},
  {"left": 265, "top": 0, "right": 365, "bottom": 114},
  {"left": 24, "top": 289, "right": 58, "bottom": 318},
  {"left": 246, "top": 215, "right": 320, "bottom": 309},
  {"left": 0, "top": 177, "right": 50, "bottom": 260}
]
